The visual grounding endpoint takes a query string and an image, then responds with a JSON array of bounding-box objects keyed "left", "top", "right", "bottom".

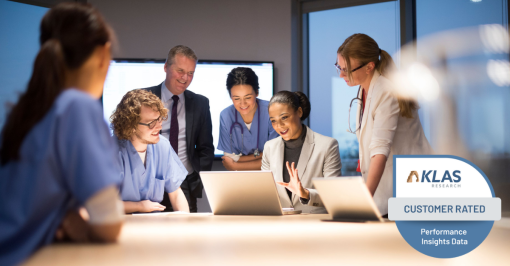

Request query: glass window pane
[
  {"left": 416, "top": 0, "right": 509, "bottom": 156},
  {"left": 0, "top": 1, "right": 48, "bottom": 128}
]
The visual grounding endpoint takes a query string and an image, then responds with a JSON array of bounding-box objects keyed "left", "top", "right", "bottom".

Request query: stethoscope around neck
[
  {"left": 347, "top": 85, "right": 364, "bottom": 134},
  {"left": 229, "top": 99, "right": 261, "bottom": 157}
]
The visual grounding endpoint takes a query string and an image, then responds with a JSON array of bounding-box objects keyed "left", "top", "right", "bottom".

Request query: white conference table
[{"left": 23, "top": 213, "right": 510, "bottom": 266}]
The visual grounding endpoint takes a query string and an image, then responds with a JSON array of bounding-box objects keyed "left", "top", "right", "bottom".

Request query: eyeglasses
[
  {"left": 334, "top": 62, "right": 368, "bottom": 75},
  {"left": 138, "top": 115, "right": 168, "bottom": 129}
]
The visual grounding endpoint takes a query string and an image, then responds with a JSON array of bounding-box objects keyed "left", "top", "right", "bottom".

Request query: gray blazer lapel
[
  {"left": 273, "top": 138, "right": 292, "bottom": 207},
  {"left": 293, "top": 126, "right": 314, "bottom": 206},
  {"left": 273, "top": 139, "right": 284, "bottom": 183},
  {"left": 184, "top": 90, "right": 194, "bottom": 153},
  {"left": 296, "top": 126, "right": 314, "bottom": 178}
]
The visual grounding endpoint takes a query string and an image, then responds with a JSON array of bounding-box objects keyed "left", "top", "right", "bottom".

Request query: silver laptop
[
  {"left": 201, "top": 171, "right": 301, "bottom": 215},
  {"left": 313, "top": 177, "right": 384, "bottom": 222}
]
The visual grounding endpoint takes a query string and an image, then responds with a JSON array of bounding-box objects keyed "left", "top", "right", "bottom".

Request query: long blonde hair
[{"left": 337, "top": 33, "right": 417, "bottom": 118}]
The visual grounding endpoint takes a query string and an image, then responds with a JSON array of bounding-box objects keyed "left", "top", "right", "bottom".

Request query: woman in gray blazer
[{"left": 261, "top": 91, "right": 342, "bottom": 213}]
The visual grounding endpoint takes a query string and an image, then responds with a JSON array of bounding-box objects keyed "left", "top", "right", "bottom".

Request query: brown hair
[
  {"left": 0, "top": 3, "right": 112, "bottom": 165},
  {"left": 110, "top": 89, "right": 168, "bottom": 140},
  {"left": 166, "top": 45, "right": 198, "bottom": 65},
  {"left": 337, "top": 33, "right": 417, "bottom": 118}
]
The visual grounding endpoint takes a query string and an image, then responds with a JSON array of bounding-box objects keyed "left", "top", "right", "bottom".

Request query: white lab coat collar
[{"left": 357, "top": 70, "right": 381, "bottom": 140}]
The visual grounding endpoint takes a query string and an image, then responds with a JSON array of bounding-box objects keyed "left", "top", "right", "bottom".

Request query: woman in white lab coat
[{"left": 335, "top": 33, "right": 433, "bottom": 216}]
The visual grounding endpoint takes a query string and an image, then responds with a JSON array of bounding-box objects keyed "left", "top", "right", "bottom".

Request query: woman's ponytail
[
  {"left": 294, "top": 91, "right": 311, "bottom": 121},
  {"left": 376, "top": 49, "right": 396, "bottom": 77},
  {"left": 377, "top": 48, "right": 417, "bottom": 119},
  {"left": 0, "top": 39, "right": 66, "bottom": 164}
]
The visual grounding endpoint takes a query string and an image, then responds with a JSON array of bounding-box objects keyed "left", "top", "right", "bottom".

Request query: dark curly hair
[
  {"left": 226, "top": 67, "right": 259, "bottom": 96},
  {"left": 110, "top": 89, "right": 168, "bottom": 140},
  {"left": 269, "top": 91, "right": 311, "bottom": 121}
]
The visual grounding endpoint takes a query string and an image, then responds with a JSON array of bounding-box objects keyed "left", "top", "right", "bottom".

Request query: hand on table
[
  {"left": 276, "top": 162, "right": 310, "bottom": 199},
  {"left": 139, "top": 200, "right": 166, "bottom": 212},
  {"left": 54, "top": 209, "right": 90, "bottom": 242}
]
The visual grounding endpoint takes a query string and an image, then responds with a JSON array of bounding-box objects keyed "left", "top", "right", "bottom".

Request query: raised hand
[{"left": 276, "top": 162, "right": 310, "bottom": 199}]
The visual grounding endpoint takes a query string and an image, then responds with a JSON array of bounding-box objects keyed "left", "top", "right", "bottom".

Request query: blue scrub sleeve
[
  {"left": 217, "top": 110, "right": 232, "bottom": 153},
  {"left": 164, "top": 143, "right": 188, "bottom": 193},
  {"left": 56, "top": 98, "right": 121, "bottom": 205}
]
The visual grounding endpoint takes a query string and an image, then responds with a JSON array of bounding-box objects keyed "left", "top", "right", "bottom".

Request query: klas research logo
[
  {"left": 406, "top": 169, "right": 461, "bottom": 188},
  {"left": 389, "top": 155, "right": 501, "bottom": 259}
]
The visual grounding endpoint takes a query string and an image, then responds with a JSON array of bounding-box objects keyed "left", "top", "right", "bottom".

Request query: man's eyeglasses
[
  {"left": 334, "top": 62, "right": 368, "bottom": 75},
  {"left": 138, "top": 115, "right": 168, "bottom": 129}
]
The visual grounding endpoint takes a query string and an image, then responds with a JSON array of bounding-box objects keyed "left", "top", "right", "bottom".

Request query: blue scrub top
[
  {"left": 117, "top": 135, "right": 187, "bottom": 203},
  {"left": 218, "top": 99, "right": 278, "bottom": 155},
  {"left": 0, "top": 89, "right": 121, "bottom": 266}
]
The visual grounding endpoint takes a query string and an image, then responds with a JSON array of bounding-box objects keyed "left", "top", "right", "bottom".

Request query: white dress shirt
[{"left": 161, "top": 82, "right": 194, "bottom": 174}]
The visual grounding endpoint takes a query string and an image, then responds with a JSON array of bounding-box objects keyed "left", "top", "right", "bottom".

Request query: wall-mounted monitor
[{"left": 102, "top": 59, "right": 274, "bottom": 156}]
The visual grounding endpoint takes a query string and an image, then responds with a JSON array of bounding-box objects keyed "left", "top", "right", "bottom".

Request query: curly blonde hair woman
[
  {"left": 110, "top": 89, "right": 189, "bottom": 214},
  {"left": 110, "top": 89, "right": 168, "bottom": 140}
]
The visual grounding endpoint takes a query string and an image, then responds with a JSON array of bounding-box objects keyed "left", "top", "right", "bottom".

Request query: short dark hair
[
  {"left": 269, "top": 91, "right": 311, "bottom": 121},
  {"left": 226, "top": 67, "right": 259, "bottom": 96}
]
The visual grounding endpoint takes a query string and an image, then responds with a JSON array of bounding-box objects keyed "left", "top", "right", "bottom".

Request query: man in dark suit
[{"left": 142, "top": 45, "right": 214, "bottom": 212}]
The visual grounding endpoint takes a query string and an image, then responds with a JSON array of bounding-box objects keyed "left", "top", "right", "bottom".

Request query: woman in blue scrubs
[
  {"left": 0, "top": 3, "right": 123, "bottom": 266},
  {"left": 218, "top": 67, "right": 278, "bottom": 170}
]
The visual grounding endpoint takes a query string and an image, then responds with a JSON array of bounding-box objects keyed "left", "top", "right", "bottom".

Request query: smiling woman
[
  {"left": 217, "top": 67, "right": 278, "bottom": 171},
  {"left": 261, "top": 91, "right": 342, "bottom": 213}
]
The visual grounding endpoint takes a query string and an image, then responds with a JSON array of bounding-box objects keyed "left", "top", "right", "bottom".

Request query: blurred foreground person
[
  {"left": 110, "top": 89, "right": 189, "bottom": 213},
  {"left": 0, "top": 3, "right": 123, "bottom": 265}
]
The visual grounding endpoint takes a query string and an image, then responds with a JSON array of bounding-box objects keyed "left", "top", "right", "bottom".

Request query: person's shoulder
[
  {"left": 114, "top": 135, "right": 129, "bottom": 151},
  {"left": 373, "top": 74, "right": 394, "bottom": 95},
  {"left": 220, "top": 104, "right": 235, "bottom": 117},
  {"left": 308, "top": 127, "right": 338, "bottom": 146},
  {"left": 140, "top": 82, "right": 163, "bottom": 92},
  {"left": 185, "top": 90, "right": 209, "bottom": 103},
  {"left": 55, "top": 89, "right": 101, "bottom": 116},
  {"left": 258, "top": 99, "right": 270, "bottom": 108}
]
